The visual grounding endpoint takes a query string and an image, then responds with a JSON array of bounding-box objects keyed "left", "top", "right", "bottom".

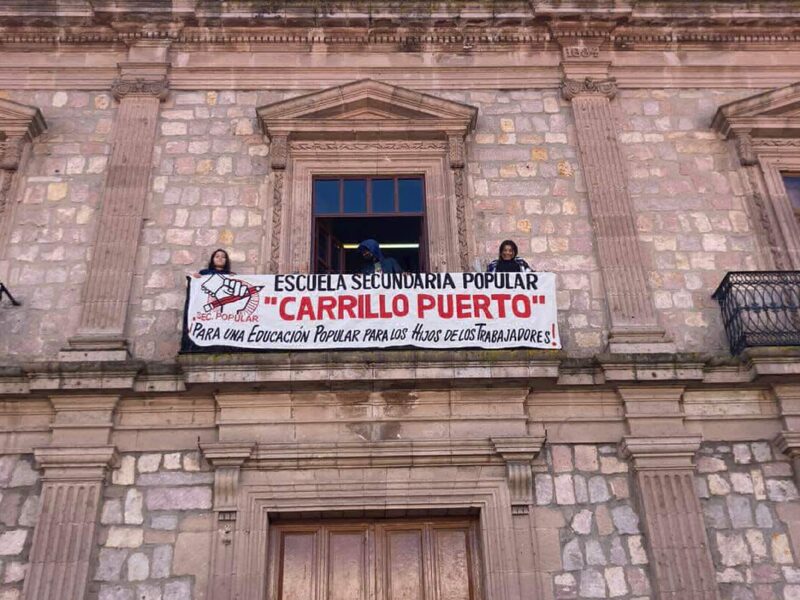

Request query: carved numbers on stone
[
  {"left": 562, "top": 46, "right": 600, "bottom": 59},
  {"left": 111, "top": 77, "right": 169, "bottom": 101},
  {"left": 561, "top": 77, "right": 618, "bottom": 101}
]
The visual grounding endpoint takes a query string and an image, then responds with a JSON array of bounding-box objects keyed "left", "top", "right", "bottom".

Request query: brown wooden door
[{"left": 268, "top": 518, "right": 482, "bottom": 600}]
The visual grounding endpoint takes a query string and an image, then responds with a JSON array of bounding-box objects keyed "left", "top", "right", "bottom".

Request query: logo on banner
[{"left": 199, "top": 273, "right": 262, "bottom": 317}]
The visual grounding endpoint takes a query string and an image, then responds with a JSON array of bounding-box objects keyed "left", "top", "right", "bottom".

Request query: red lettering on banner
[
  {"left": 473, "top": 295, "right": 491, "bottom": 318},
  {"left": 379, "top": 295, "right": 392, "bottom": 318},
  {"left": 279, "top": 297, "right": 296, "bottom": 320},
  {"left": 338, "top": 295, "right": 357, "bottom": 319},
  {"left": 491, "top": 294, "right": 511, "bottom": 318},
  {"left": 317, "top": 296, "right": 336, "bottom": 319},
  {"left": 455, "top": 294, "right": 471, "bottom": 319},
  {"left": 297, "top": 297, "right": 315, "bottom": 320},
  {"left": 393, "top": 294, "right": 409, "bottom": 317},
  {"left": 418, "top": 294, "right": 435, "bottom": 317},
  {"left": 512, "top": 294, "right": 532, "bottom": 318}
]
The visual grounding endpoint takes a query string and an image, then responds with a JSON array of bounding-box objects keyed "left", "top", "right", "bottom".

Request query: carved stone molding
[
  {"left": 24, "top": 445, "right": 117, "bottom": 600},
  {"left": 492, "top": 436, "right": 545, "bottom": 515},
  {"left": 200, "top": 442, "right": 256, "bottom": 514},
  {"left": 561, "top": 77, "right": 617, "bottom": 100},
  {"left": 256, "top": 79, "right": 477, "bottom": 273},
  {"left": 111, "top": 77, "right": 169, "bottom": 101}
]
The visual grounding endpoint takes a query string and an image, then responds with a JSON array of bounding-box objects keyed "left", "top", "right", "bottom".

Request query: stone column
[
  {"left": 448, "top": 134, "right": 470, "bottom": 271},
  {"left": 619, "top": 387, "right": 719, "bottom": 600},
  {"left": 65, "top": 63, "right": 168, "bottom": 359},
  {"left": 562, "top": 78, "right": 673, "bottom": 353},
  {"left": 200, "top": 442, "right": 255, "bottom": 600},
  {"left": 24, "top": 394, "right": 119, "bottom": 600}
]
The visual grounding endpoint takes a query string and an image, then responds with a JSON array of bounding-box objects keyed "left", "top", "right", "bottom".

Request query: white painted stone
[
  {"left": 124, "top": 489, "right": 144, "bottom": 525},
  {"left": 751, "top": 469, "right": 767, "bottom": 500},
  {"left": 716, "top": 568, "right": 744, "bottom": 583},
  {"left": 708, "top": 474, "right": 731, "bottom": 495},
  {"left": 717, "top": 531, "right": 750, "bottom": 566},
  {"left": 106, "top": 527, "right": 143, "bottom": 549},
  {"left": 163, "top": 453, "right": 182, "bottom": 470},
  {"left": 113, "top": 456, "right": 136, "bottom": 486},
  {"left": 751, "top": 442, "right": 772, "bottom": 462},
  {"left": 571, "top": 509, "right": 593, "bottom": 535},
  {"left": 52, "top": 91, "right": 68, "bottom": 107},
  {"left": 543, "top": 96, "right": 560, "bottom": 114},
  {"left": 745, "top": 529, "right": 767, "bottom": 562},
  {"left": 138, "top": 454, "right": 161, "bottom": 474},
  {"left": 783, "top": 566, "right": 800, "bottom": 583},
  {"left": 127, "top": 552, "right": 149, "bottom": 581},
  {"left": 0, "top": 530, "right": 26, "bottom": 555},
  {"left": 628, "top": 535, "right": 648, "bottom": 565},
  {"left": 605, "top": 566, "right": 628, "bottom": 597},
  {"left": 786, "top": 585, "right": 800, "bottom": 600},
  {"left": 3, "top": 561, "right": 25, "bottom": 584},
  {"left": 766, "top": 479, "right": 799, "bottom": 502},
  {"left": 182, "top": 452, "right": 201, "bottom": 472}
]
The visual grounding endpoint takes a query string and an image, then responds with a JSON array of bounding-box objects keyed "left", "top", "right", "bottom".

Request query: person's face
[
  {"left": 212, "top": 251, "right": 227, "bottom": 269},
  {"left": 361, "top": 249, "right": 374, "bottom": 261},
  {"left": 501, "top": 244, "right": 515, "bottom": 260}
]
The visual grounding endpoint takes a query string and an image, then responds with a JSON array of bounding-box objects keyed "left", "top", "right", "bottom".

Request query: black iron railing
[{"left": 712, "top": 271, "right": 800, "bottom": 355}]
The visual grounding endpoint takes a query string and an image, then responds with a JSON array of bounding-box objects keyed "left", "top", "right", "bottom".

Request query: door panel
[{"left": 269, "top": 518, "right": 481, "bottom": 600}]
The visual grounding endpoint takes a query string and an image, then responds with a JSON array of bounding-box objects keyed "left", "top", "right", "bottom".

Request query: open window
[{"left": 313, "top": 175, "right": 427, "bottom": 273}]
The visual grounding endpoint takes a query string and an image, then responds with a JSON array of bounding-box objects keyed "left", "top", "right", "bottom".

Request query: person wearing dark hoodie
[
  {"left": 357, "top": 239, "right": 403, "bottom": 275},
  {"left": 486, "top": 240, "right": 533, "bottom": 273}
]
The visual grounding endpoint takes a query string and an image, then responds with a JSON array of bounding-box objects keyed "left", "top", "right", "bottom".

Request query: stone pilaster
[
  {"left": 23, "top": 445, "right": 117, "bottom": 600},
  {"left": 621, "top": 437, "right": 718, "bottom": 600},
  {"left": 200, "top": 442, "right": 255, "bottom": 600},
  {"left": 0, "top": 99, "right": 46, "bottom": 255},
  {"left": 772, "top": 384, "right": 800, "bottom": 488},
  {"left": 65, "top": 62, "right": 169, "bottom": 359},
  {"left": 562, "top": 78, "right": 673, "bottom": 353},
  {"left": 448, "top": 134, "right": 470, "bottom": 271}
]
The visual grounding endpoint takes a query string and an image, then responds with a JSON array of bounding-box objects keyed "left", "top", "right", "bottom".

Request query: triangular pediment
[
  {"left": 0, "top": 98, "right": 46, "bottom": 141},
  {"left": 257, "top": 79, "right": 477, "bottom": 139},
  {"left": 712, "top": 82, "right": 800, "bottom": 138}
]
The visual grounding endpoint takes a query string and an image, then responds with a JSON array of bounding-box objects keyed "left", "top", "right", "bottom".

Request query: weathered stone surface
[
  {"left": 152, "top": 544, "right": 173, "bottom": 578},
  {"left": 579, "top": 568, "right": 606, "bottom": 598},
  {"left": 554, "top": 475, "right": 575, "bottom": 505},
  {"left": 151, "top": 514, "right": 178, "bottom": 530},
  {"left": 717, "top": 532, "right": 750, "bottom": 566},
  {"left": 727, "top": 495, "right": 754, "bottom": 528},
  {"left": 627, "top": 536, "right": 648, "bottom": 565},
  {"left": 106, "top": 527, "right": 144, "bottom": 549},
  {"left": 96, "top": 548, "right": 127, "bottom": 582},
  {"left": 571, "top": 509, "right": 592, "bottom": 535},
  {"left": 562, "top": 538, "right": 583, "bottom": 571},
  {"left": 766, "top": 480, "right": 799, "bottom": 502},
  {"left": 102, "top": 499, "right": 123, "bottom": 525},
  {"left": 137, "top": 472, "right": 214, "bottom": 486},
  {"left": 604, "top": 565, "right": 627, "bottom": 597},
  {"left": 587, "top": 476, "right": 610, "bottom": 503},
  {"left": 113, "top": 457, "right": 136, "bottom": 486},
  {"left": 99, "top": 585, "right": 135, "bottom": 600},
  {"left": 0, "top": 530, "right": 26, "bottom": 555},
  {"left": 586, "top": 539, "right": 606, "bottom": 566},
  {"left": 124, "top": 489, "right": 144, "bottom": 525},
  {"left": 145, "top": 487, "right": 212, "bottom": 511},
  {"left": 611, "top": 506, "right": 639, "bottom": 535},
  {"left": 535, "top": 474, "right": 554, "bottom": 505},
  {"left": 138, "top": 454, "right": 161, "bottom": 474},
  {"left": 127, "top": 552, "right": 149, "bottom": 581},
  {"left": 164, "top": 579, "right": 192, "bottom": 600},
  {"left": 574, "top": 446, "right": 598, "bottom": 472},
  {"left": 9, "top": 461, "right": 37, "bottom": 487}
]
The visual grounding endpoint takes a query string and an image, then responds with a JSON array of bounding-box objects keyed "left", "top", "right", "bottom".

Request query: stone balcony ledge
[{"left": 0, "top": 347, "right": 799, "bottom": 396}]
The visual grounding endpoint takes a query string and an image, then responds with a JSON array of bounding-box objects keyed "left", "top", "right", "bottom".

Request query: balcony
[{"left": 713, "top": 271, "right": 800, "bottom": 355}]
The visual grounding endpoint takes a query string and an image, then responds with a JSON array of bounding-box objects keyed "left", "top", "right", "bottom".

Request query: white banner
[{"left": 186, "top": 272, "right": 560, "bottom": 351}]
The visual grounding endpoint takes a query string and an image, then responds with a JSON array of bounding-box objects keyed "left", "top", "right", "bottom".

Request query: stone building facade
[{"left": 1, "top": 1, "right": 800, "bottom": 599}]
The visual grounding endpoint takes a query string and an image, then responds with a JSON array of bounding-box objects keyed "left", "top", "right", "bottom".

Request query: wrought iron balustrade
[{"left": 712, "top": 271, "right": 800, "bottom": 355}]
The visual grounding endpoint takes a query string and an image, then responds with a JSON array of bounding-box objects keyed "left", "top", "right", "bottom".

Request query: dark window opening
[
  {"left": 313, "top": 176, "right": 426, "bottom": 274},
  {"left": 783, "top": 175, "right": 800, "bottom": 212}
]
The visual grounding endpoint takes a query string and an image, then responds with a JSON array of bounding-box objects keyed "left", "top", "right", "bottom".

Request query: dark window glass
[
  {"left": 317, "top": 229, "right": 328, "bottom": 261},
  {"left": 371, "top": 179, "right": 395, "bottom": 213},
  {"left": 784, "top": 175, "right": 800, "bottom": 211},
  {"left": 314, "top": 179, "right": 340, "bottom": 214},
  {"left": 398, "top": 178, "right": 424, "bottom": 213},
  {"left": 343, "top": 179, "right": 367, "bottom": 214},
  {"left": 331, "top": 242, "right": 340, "bottom": 271}
]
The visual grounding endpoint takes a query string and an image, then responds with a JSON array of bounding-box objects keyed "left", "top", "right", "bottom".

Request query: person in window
[
  {"left": 486, "top": 240, "right": 532, "bottom": 273},
  {"left": 358, "top": 239, "right": 403, "bottom": 275},
  {"left": 193, "top": 248, "right": 234, "bottom": 277}
]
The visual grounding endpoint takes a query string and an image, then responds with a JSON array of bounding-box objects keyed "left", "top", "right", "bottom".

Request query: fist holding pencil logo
[{"left": 200, "top": 273, "right": 262, "bottom": 315}]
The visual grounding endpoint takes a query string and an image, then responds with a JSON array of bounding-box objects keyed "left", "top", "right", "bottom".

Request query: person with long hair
[
  {"left": 486, "top": 240, "right": 532, "bottom": 273},
  {"left": 193, "top": 248, "right": 233, "bottom": 277}
]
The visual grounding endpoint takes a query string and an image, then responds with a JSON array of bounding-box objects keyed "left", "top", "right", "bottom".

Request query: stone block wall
[
  {"left": 0, "top": 90, "right": 115, "bottom": 360},
  {"left": 535, "top": 444, "right": 655, "bottom": 599},
  {"left": 0, "top": 455, "right": 41, "bottom": 600},
  {"left": 93, "top": 451, "right": 213, "bottom": 600},
  {"left": 696, "top": 441, "right": 800, "bottom": 600},
  {"left": 0, "top": 87, "right": 766, "bottom": 361}
]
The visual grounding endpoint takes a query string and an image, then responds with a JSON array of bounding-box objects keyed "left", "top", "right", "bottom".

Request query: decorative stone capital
[
  {"left": 447, "top": 134, "right": 465, "bottom": 169},
  {"left": 269, "top": 135, "right": 288, "bottom": 170},
  {"left": 201, "top": 442, "right": 255, "bottom": 514},
  {"left": 734, "top": 131, "right": 758, "bottom": 166},
  {"left": 492, "top": 436, "right": 545, "bottom": 515},
  {"left": 111, "top": 77, "right": 169, "bottom": 101},
  {"left": 561, "top": 77, "right": 617, "bottom": 101},
  {"left": 620, "top": 435, "right": 702, "bottom": 471},
  {"left": 34, "top": 445, "right": 118, "bottom": 482}
]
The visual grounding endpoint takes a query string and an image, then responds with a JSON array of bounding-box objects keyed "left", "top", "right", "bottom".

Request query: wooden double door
[{"left": 268, "top": 517, "right": 483, "bottom": 600}]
